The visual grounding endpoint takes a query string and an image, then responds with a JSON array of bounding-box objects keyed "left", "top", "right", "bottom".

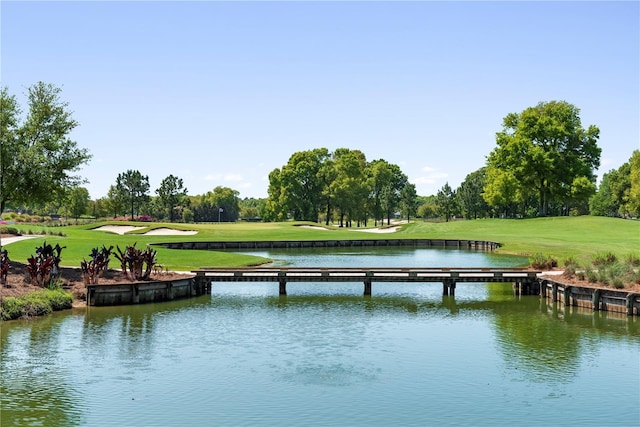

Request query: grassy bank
[
  {"left": 0, "top": 288, "right": 73, "bottom": 321},
  {"left": 2, "top": 216, "right": 638, "bottom": 271}
]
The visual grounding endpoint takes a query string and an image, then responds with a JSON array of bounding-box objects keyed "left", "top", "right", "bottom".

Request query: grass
[{"left": 2, "top": 216, "right": 638, "bottom": 271}]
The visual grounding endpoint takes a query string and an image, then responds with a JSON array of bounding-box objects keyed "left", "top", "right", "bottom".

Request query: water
[{"left": 1, "top": 248, "right": 639, "bottom": 427}]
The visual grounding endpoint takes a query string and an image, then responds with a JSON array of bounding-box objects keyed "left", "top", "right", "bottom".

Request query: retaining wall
[
  {"left": 86, "top": 277, "right": 202, "bottom": 307},
  {"left": 540, "top": 279, "right": 640, "bottom": 316}
]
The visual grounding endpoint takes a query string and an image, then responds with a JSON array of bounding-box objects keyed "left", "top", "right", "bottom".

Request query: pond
[{"left": 1, "top": 248, "right": 638, "bottom": 426}]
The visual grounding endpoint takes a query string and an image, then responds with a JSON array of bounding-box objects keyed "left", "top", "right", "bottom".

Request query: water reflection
[{"left": 1, "top": 248, "right": 638, "bottom": 427}]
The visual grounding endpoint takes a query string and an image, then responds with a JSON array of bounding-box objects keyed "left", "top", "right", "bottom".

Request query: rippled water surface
[{"left": 1, "top": 248, "right": 638, "bottom": 426}]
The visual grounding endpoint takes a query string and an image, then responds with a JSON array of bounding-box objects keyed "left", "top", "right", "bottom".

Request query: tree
[
  {"left": 436, "top": 182, "right": 456, "bottom": 222},
  {"left": 276, "top": 148, "right": 329, "bottom": 222},
  {"left": 629, "top": 150, "right": 640, "bottom": 217},
  {"left": 0, "top": 82, "right": 92, "bottom": 216},
  {"left": 62, "top": 186, "right": 89, "bottom": 223},
  {"left": 106, "top": 185, "right": 127, "bottom": 218},
  {"left": 115, "top": 170, "right": 150, "bottom": 220},
  {"left": 486, "top": 101, "right": 600, "bottom": 216},
  {"left": 399, "top": 183, "right": 417, "bottom": 222},
  {"left": 329, "top": 148, "right": 369, "bottom": 227},
  {"left": 156, "top": 174, "right": 188, "bottom": 222},
  {"left": 456, "top": 168, "right": 489, "bottom": 219}
]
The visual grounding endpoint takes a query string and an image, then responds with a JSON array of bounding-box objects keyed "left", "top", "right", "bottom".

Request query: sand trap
[
  {"left": 352, "top": 226, "right": 400, "bottom": 233},
  {"left": 93, "top": 225, "right": 197, "bottom": 236},
  {"left": 144, "top": 228, "right": 198, "bottom": 236},
  {"left": 93, "top": 225, "right": 147, "bottom": 235},
  {"left": 1, "top": 235, "right": 41, "bottom": 245},
  {"left": 298, "top": 224, "right": 400, "bottom": 233}
]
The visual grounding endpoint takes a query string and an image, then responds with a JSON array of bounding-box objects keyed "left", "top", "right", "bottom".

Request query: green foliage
[
  {"left": 562, "top": 256, "right": 580, "bottom": 278},
  {"left": 624, "top": 253, "right": 640, "bottom": 268},
  {"left": 529, "top": 253, "right": 558, "bottom": 270},
  {"left": 116, "top": 170, "right": 150, "bottom": 221},
  {"left": 486, "top": 101, "right": 600, "bottom": 216},
  {"left": 156, "top": 174, "right": 188, "bottom": 222},
  {"left": 266, "top": 148, "right": 411, "bottom": 226},
  {"left": 592, "top": 252, "right": 617, "bottom": 268},
  {"left": 3, "top": 216, "right": 639, "bottom": 272},
  {"left": 0, "top": 289, "right": 72, "bottom": 320},
  {"left": 0, "top": 82, "right": 92, "bottom": 215}
]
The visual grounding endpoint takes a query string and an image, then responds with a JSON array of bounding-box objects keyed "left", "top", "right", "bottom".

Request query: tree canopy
[
  {"left": 156, "top": 174, "right": 187, "bottom": 222},
  {"left": 485, "top": 101, "right": 600, "bottom": 216},
  {"left": 116, "top": 170, "right": 150, "bottom": 220},
  {"left": 0, "top": 82, "right": 92, "bottom": 214},
  {"left": 265, "top": 148, "right": 415, "bottom": 226}
]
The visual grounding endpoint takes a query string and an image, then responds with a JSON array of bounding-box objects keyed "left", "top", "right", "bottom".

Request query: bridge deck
[{"left": 192, "top": 267, "right": 540, "bottom": 291}]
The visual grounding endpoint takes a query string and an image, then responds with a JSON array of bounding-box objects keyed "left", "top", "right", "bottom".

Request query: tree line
[
  {"left": 263, "top": 148, "right": 417, "bottom": 226},
  {"left": 2, "top": 82, "right": 638, "bottom": 223}
]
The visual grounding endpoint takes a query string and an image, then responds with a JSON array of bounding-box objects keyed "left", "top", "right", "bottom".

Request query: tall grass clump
[
  {"left": 530, "top": 253, "right": 558, "bottom": 270},
  {"left": 562, "top": 256, "right": 580, "bottom": 278}
]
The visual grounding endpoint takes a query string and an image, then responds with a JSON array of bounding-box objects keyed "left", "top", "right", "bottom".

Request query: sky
[{"left": 1, "top": 1, "right": 638, "bottom": 200}]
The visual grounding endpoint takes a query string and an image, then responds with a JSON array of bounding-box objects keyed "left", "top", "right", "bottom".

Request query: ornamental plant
[
  {"left": 26, "top": 241, "right": 65, "bottom": 288},
  {"left": 113, "top": 243, "right": 157, "bottom": 281},
  {"left": 80, "top": 245, "right": 113, "bottom": 284},
  {"left": 0, "top": 249, "right": 9, "bottom": 285}
]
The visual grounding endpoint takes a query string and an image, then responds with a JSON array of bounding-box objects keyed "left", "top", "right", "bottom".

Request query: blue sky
[{"left": 2, "top": 1, "right": 638, "bottom": 200}]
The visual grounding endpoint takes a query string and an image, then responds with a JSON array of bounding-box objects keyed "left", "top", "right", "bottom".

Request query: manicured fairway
[{"left": 2, "top": 216, "right": 638, "bottom": 270}]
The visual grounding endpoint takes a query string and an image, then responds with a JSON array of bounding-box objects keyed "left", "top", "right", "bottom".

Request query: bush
[
  {"left": 624, "top": 253, "right": 640, "bottom": 268},
  {"left": 563, "top": 256, "right": 580, "bottom": 278},
  {"left": 592, "top": 252, "right": 617, "bottom": 268},
  {"left": 530, "top": 253, "right": 558, "bottom": 270}
]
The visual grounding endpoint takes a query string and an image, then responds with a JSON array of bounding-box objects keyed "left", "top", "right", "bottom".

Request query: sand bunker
[
  {"left": 143, "top": 228, "right": 198, "bottom": 236},
  {"left": 93, "top": 225, "right": 197, "bottom": 236},
  {"left": 351, "top": 226, "right": 400, "bottom": 233},
  {"left": 298, "top": 225, "right": 400, "bottom": 233}
]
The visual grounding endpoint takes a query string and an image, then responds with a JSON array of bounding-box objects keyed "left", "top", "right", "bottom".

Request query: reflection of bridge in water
[{"left": 192, "top": 267, "right": 541, "bottom": 296}]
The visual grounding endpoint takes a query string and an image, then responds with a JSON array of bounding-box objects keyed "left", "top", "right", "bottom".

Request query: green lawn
[{"left": 3, "top": 216, "right": 638, "bottom": 271}]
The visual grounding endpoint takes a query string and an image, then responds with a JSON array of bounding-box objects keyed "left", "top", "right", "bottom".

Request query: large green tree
[
  {"left": 62, "top": 186, "right": 90, "bottom": 223},
  {"left": 436, "top": 182, "right": 456, "bottom": 222},
  {"left": 156, "top": 174, "right": 187, "bottom": 222},
  {"left": 456, "top": 168, "right": 490, "bottom": 219},
  {"left": 0, "top": 82, "right": 91, "bottom": 215},
  {"left": 116, "top": 170, "right": 150, "bottom": 220},
  {"left": 486, "top": 101, "right": 601, "bottom": 216},
  {"left": 329, "top": 148, "right": 369, "bottom": 227},
  {"left": 277, "top": 148, "right": 329, "bottom": 222},
  {"left": 628, "top": 150, "right": 640, "bottom": 217}
]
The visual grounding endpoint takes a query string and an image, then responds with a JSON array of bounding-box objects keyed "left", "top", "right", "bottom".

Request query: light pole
[{"left": 218, "top": 207, "right": 223, "bottom": 223}]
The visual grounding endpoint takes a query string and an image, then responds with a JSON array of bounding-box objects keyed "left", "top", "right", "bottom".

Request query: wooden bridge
[{"left": 192, "top": 267, "right": 541, "bottom": 296}]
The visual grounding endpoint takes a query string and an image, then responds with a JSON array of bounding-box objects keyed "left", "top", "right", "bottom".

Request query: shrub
[
  {"left": 592, "top": 252, "right": 617, "bottom": 268},
  {"left": 113, "top": 243, "right": 157, "bottom": 281},
  {"left": 81, "top": 245, "right": 114, "bottom": 284},
  {"left": 563, "top": 256, "right": 580, "bottom": 278},
  {"left": 26, "top": 241, "right": 65, "bottom": 288},
  {"left": 624, "top": 253, "right": 640, "bottom": 268},
  {"left": 530, "top": 253, "right": 558, "bottom": 270}
]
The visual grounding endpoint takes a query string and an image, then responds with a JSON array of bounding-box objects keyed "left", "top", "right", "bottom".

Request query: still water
[{"left": 1, "top": 248, "right": 639, "bottom": 427}]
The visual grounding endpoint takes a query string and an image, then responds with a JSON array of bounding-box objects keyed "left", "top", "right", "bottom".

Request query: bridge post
[
  {"left": 443, "top": 279, "right": 456, "bottom": 296},
  {"left": 279, "top": 279, "right": 287, "bottom": 296},
  {"left": 364, "top": 278, "right": 372, "bottom": 296}
]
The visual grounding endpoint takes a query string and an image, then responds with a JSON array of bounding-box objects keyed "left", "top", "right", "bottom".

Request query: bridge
[{"left": 192, "top": 267, "right": 541, "bottom": 296}]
